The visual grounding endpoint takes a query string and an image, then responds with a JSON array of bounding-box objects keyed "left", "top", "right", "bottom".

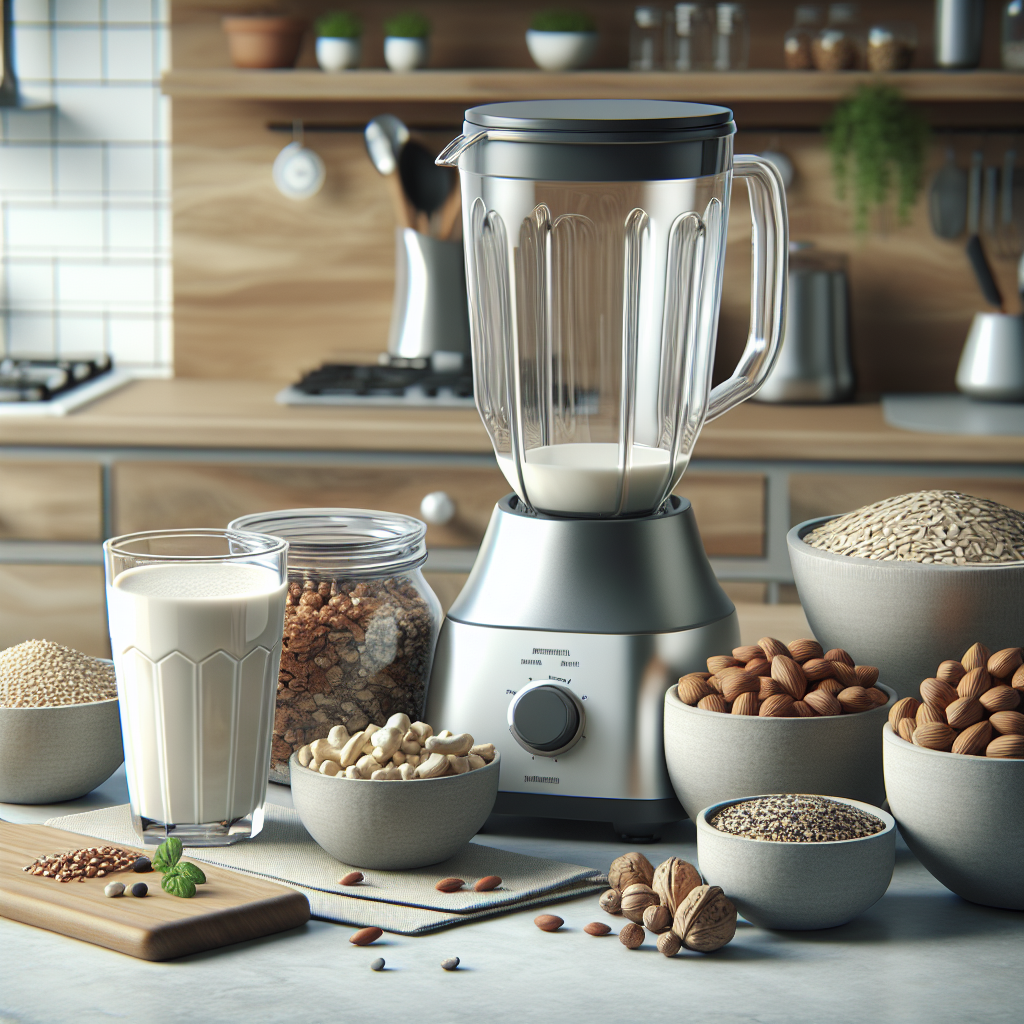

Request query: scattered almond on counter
[
  {"left": 473, "top": 875, "right": 502, "bottom": 892},
  {"left": 534, "top": 914, "right": 563, "bottom": 932},
  {"left": 339, "top": 871, "right": 363, "bottom": 886},
  {"left": 434, "top": 877, "right": 465, "bottom": 893},
  {"left": 350, "top": 927, "right": 383, "bottom": 946},
  {"left": 584, "top": 922, "right": 611, "bottom": 936}
]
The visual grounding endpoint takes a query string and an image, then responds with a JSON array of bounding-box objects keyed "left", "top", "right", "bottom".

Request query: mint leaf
[
  {"left": 176, "top": 862, "right": 206, "bottom": 885},
  {"left": 161, "top": 870, "right": 196, "bottom": 898},
  {"left": 153, "top": 836, "right": 182, "bottom": 873}
]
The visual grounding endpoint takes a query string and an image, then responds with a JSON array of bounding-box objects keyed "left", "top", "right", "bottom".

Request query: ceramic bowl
[
  {"left": 315, "top": 36, "right": 361, "bottom": 71},
  {"left": 663, "top": 683, "right": 895, "bottom": 820},
  {"left": 788, "top": 516, "right": 1024, "bottom": 699},
  {"left": 525, "top": 30, "right": 598, "bottom": 70},
  {"left": 289, "top": 752, "right": 500, "bottom": 869},
  {"left": 0, "top": 690, "right": 124, "bottom": 804},
  {"left": 882, "top": 725, "right": 1024, "bottom": 910},
  {"left": 696, "top": 794, "right": 896, "bottom": 929},
  {"left": 384, "top": 36, "right": 429, "bottom": 72}
]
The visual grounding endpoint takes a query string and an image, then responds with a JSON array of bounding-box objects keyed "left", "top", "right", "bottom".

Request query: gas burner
[
  {"left": 276, "top": 361, "right": 476, "bottom": 408},
  {"left": 0, "top": 355, "right": 113, "bottom": 403}
]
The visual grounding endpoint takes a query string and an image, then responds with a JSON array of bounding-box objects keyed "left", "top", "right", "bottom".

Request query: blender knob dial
[{"left": 508, "top": 683, "right": 584, "bottom": 756}]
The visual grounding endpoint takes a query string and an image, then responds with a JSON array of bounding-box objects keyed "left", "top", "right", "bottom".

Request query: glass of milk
[{"left": 103, "top": 529, "right": 288, "bottom": 846}]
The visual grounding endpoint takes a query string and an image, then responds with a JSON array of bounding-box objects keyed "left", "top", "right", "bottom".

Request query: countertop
[{"left": 2, "top": 378, "right": 1022, "bottom": 462}]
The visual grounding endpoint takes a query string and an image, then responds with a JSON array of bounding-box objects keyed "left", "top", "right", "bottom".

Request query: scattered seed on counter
[
  {"left": 370, "top": 958, "right": 385, "bottom": 972},
  {"left": 584, "top": 922, "right": 611, "bottom": 936},
  {"left": 23, "top": 846, "right": 138, "bottom": 883},
  {"left": 710, "top": 794, "right": 886, "bottom": 842},
  {"left": 473, "top": 875, "right": 501, "bottom": 892},
  {"left": 350, "top": 927, "right": 383, "bottom": 946},
  {"left": 104, "top": 881, "right": 125, "bottom": 898},
  {"left": 132, "top": 857, "right": 152, "bottom": 873},
  {"left": 435, "top": 877, "right": 465, "bottom": 893},
  {"left": 131, "top": 882, "right": 149, "bottom": 897},
  {"left": 340, "top": 871, "right": 364, "bottom": 886},
  {"left": 440, "top": 957, "right": 460, "bottom": 971},
  {"left": 534, "top": 914, "right": 564, "bottom": 932}
]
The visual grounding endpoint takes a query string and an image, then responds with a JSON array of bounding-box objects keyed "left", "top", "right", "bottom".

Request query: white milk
[
  {"left": 498, "top": 442, "right": 681, "bottom": 515},
  {"left": 107, "top": 562, "right": 287, "bottom": 826}
]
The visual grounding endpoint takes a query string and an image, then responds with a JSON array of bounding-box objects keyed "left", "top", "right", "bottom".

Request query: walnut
[
  {"left": 608, "top": 851, "right": 654, "bottom": 892},
  {"left": 642, "top": 904, "right": 672, "bottom": 933},
  {"left": 599, "top": 888, "right": 622, "bottom": 915},
  {"left": 619, "top": 883, "right": 660, "bottom": 924},
  {"left": 671, "top": 884, "right": 737, "bottom": 953},
  {"left": 652, "top": 856, "right": 703, "bottom": 915}
]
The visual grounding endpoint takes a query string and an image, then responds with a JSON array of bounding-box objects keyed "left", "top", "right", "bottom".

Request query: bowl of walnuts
[{"left": 664, "top": 636, "right": 893, "bottom": 820}]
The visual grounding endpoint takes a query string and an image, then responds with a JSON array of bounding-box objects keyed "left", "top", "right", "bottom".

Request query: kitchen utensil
[
  {"left": 929, "top": 148, "right": 967, "bottom": 239},
  {"left": 996, "top": 148, "right": 1021, "bottom": 260},
  {"left": 398, "top": 137, "right": 454, "bottom": 232},
  {"left": 956, "top": 311, "right": 1024, "bottom": 400},
  {"left": 364, "top": 115, "right": 417, "bottom": 229},
  {"left": 272, "top": 141, "right": 325, "bottom": 201},
  {"left": 965, "top": 235, "right": 1005, "bottom": 309},
  {"left": 0, "top": 821, "right": 310, "bottom": 961},
  {"left": 427, "top": 99, "right": 787, "bottom": 836},
  {"left": 983, "top": 164, "right": 998, "bottom": 238},
  {"left": 935, "top": 0, "right": 984, "bottom": 68},
  {"left": 967, "top": 148, "right": 983, "bottom": 235},
  {"left": 756, "top": 245, "right": 853, "bottom": 403},
  {"left": 432, "top": 181, "right": 463, "bottom": 241}
]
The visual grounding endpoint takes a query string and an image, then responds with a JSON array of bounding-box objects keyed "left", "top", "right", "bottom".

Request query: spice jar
[
  {"left": 229, "top": 508, "right": 442, "bottom": 783},
  {"left": 1005, "top": 0, "right": 1024, "bottom": 70},
  {"left": 866, "top": 23, "right": 916, "bottom": 70},
  {"left": 630, "top": 5, "right": 664, "bottom": 70},
  {"left": 784, "top": 5, "right": 822, "bottom": 69},
  {"left": 712, "top": 2, "right": 749, "bottom": 70},
  {"left": 812, "top": 3, "right": 862, "bottom": 70},
  {"left": 668, "top": 3, "right": 712, "bottom": 70}
]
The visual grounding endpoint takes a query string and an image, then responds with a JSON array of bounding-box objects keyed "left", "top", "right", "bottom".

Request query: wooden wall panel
[{"left": 0, "top": 462, "right": 103, "bottom": 541}]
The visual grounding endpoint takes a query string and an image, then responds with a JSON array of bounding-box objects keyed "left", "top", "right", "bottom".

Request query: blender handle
[{"left": 705, "top": 154, "right": 789, "bottom": 422}]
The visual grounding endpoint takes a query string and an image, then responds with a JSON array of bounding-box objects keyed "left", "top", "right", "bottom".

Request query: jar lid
[{"left": 227, "top": 508, "right": 428, "bottom": 576}]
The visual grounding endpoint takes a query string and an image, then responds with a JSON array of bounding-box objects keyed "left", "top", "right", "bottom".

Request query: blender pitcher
[{"left": 437, "top": 99, "right": 788, "bottom": 517}]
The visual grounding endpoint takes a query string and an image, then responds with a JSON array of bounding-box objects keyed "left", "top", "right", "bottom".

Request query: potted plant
[
  {"left": 383, "top": 12, "right": 431, "bottom": 72},
  {"left": 826, "top": 84, "right": 928, "bottom": 233},
  {"left": 221, "top": 14, "right": 307, "bottom": 69},
  {"left": 526, "top": 10, "right": 598, "bottom": 71},
  {"left": 315, "top": 11, "right": 363, "bottom": 71}
]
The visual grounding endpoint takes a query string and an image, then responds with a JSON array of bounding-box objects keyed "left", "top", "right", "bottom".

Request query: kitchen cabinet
[{"left": 0, "top": 461, "right": 103, "bottom": 542}]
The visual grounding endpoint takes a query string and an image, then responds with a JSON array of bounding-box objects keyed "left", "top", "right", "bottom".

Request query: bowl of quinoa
[{"left": 0, "top": 640, "right": 123, "bottom": 804}]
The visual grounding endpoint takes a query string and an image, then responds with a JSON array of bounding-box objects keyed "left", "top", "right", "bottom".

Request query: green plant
[
  {"left": 530, "top": 10, "right": 596, "bottom": 32},
  {"left": 825, "top": 84, "right": 929, "bottom": 233},
  {"left": 383, "top": 11, "right": 431, "bottom": 38},
  {"left": 315, "top": 11, "right": 362, "bottom": 38}
]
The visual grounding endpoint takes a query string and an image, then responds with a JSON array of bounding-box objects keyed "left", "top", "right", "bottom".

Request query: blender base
[{"left": 493, "top": 792, "right": 684, "bottom": 842}]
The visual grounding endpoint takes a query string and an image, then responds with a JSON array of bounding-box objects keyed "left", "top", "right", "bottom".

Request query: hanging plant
[{"left": 825, "top": 84, "right": 929, "bottom": 233}]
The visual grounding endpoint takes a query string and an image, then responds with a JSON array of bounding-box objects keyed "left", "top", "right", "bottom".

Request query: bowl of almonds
[
  {"left": 882, "top": 642, "right": 1024, "bottom": 910},
  {"left": 664, "top": 637, "right": 893, "bottom": 820}
]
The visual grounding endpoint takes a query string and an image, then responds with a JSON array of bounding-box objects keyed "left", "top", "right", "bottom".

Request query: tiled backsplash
[{"left": 1, "top": 0, "right": 171, "bottom": 371}]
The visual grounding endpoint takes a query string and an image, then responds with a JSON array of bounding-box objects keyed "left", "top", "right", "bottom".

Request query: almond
[
  {"left": 936, "top": 660, "right": 967, "bottom": 685},
  {"left": 584, "top": 921, "right": 611, "bottom": 936},
  {"left": 677, "top": 676, "right": 714, "bottom": 706},
  {"left": 988, "top": 647, "right": 1023, "bottom": 680},
  {"left": 758, "top": 676, "right": 783, "bottom": 700},
  {"left": 961, "top": 642, "right": 991, "bottom": 672},
  {"left": 770, "top": 655, "right": 807, "bottom": 700},
  {"left": 792, "top": 700, "right": 817, "bottom": 717},
  {"left": 802, "top": 658, "right": 834, "bottom": 682},
  {"left": 989, "top": 710, "right": 1024, "bottom": 736},
  {"left": 889, "top": 696, "right": 921, "bottom": 730},
  {"left": 757, "top": 637, "right": 791, "bottom": 662},
  {"left": 719, "top": 667, "right": 759, "bottom": 702},
  {"left": 917, "top": 703, "right": 946, "bottom": 725},
  {"left": 731, "top": 691, "right": 760, "bottom": 716},
  {"left": 913, "top": 722, "right": 956, "bottom": 751},
  {"left": 787, "top": 638, "right": 824, "bottom": 663},
  {"left": 813, "top": 677, "right": 844, "bottom": 696},
  {"left": 979, "top": 685, "right": 1020, "bottom": 713},
  {"left": 339, "top": 871, "right": 364, "bottom": 886},
  {"left": 837, "top": 686, "right": 874, "bottom": 714},
  {"left": 350, "top": 927, "right": 383, "bottom": 946},
  {"left": 759, "top": 693, "right": 796, "bottom": 717},
  {"left": 745, "top": 658, "right": 770, "bottom": 678},
  {"left": 697, "top": 693, "right": 728, "bottom": 713},
  {"left": 824, "top": 648, "right": 855, "bottom": 666},
  {"left": 829, "top": 662, "right": 860, "bottom": 689},
  {"left": 957, "top": 667, "right": 991, "bottom": 700},
  {"left": 920, "top": 677, "right": 959, "bottom": 710},
  {"left": 945, "top": 695, "right": 985, "bottom": 730},
  {"left": 986, "top": 734, "right": 1024, "bottom": 758},
  {"left": 897, "top": 717, "right": 916, "bottom": 742},
  {"left": 732, "top": 645, "right": 764, "bottom": 663},
  {"left": 951, "top": 720, "right": 994, "bottom": 756},
  {"left": 803, "top": 689, "right": 841, "bottom": 716},
  {"left": 854, "top": 665, "right": 879, "bottom": 687},
  {"left": 868, "top": 686, "right": 890, "bottom": 707},
  {"left": 534, "top": 914, "right": 564, "bottom": 932},
  {"left": 434, "top": 877, "right": 465, "bottom": 893},
  {"left": 707, "top": 655, "right": 743, "bottom": 674},
  {"left": 1013, "top": 665, "right": 1024, "bottom": 694},
  {"left": 474, "top": 875, "right": 502, "bottom": 892},
  {"left": 706, "top": 673, "right": 723, "bottom": 693}
]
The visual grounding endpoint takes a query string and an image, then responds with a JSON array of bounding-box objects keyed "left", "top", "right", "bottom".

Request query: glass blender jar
[{"left": 428, "top": 100, "right": 787, "bottom": 837}]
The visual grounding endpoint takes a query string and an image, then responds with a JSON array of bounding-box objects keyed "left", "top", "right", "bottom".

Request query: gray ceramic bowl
[
  {"left": 882, "top": 725, "right": 1024, "bottom": 910},
  {"left": 788, "top": 516, "right": 1024, "bottom": 699},
  {"left": 664, "top": 683, "right": 895, "bottom": 821},
  {"left": 289, "top": 751, "right": 500, "bottom": 869},
  {"left": 696, "top": 794, "right": 896, "bottom": 930},
  {"left": 0, "top": 693, "right": 124, "bottom": 804}
]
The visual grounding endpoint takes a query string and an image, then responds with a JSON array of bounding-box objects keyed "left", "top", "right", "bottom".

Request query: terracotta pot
[{"left": 222, "top": 16, "right": 307, "bottom": 69}]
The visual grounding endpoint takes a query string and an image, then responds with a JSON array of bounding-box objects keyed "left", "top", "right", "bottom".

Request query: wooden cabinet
[{"left": 0, "top": 461, "right": 102, "bottom": 541}]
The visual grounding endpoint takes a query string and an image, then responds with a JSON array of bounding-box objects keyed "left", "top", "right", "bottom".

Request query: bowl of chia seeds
[
  {"left": 696, "top": 793, "right": 896, "bottom": 930},
  {"left": 788, "top": 491, "right": 1024, "bottom": 699}
]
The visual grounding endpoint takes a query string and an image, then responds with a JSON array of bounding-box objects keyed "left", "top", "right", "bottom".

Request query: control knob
[{"left": 508, "top": 682, "right": 585, "bottom": 756}]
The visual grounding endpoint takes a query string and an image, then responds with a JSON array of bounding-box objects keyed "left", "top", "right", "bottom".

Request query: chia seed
[{"left": 710, "top": 794, "right": 886, "bottom": 842}]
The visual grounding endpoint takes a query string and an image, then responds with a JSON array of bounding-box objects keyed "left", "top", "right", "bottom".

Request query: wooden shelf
[{"left": 162, "top": 68, "right": 1024, "bottom": 105}]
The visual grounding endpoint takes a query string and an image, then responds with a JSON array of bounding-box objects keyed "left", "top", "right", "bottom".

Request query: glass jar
[
  {"left": 784, "top": 5, "right": 822, "bottom": 69},
  {"left": 1004, "top": 0, "right": 1024, "bottom": 69},
  {"left": 667, "top": 3, "right": 712, "bottom": 70},
  {"left": 713, "top": 2, "right": 749, "bottom": 69},
  {"left": 866, "top": 22, "right": 916, "bottom": 70},
  {"left": 630, "top": 5, "right": 665, "bottom": 70},
  {"left": 812, "top": 2, "right": 862, "bottom": 70},
  {"left": 228, "top": 508, "right": 442, "bottom": 783}
]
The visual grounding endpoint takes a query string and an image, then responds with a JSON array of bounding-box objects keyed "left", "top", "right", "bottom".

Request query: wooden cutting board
[{"left": 0, "top": 821, "right": 310, "bottom": 961}]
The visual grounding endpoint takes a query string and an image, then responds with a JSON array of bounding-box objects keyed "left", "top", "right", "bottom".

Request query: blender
[{"left": 425, "top": 100, "right": 787, "bottom": 837}]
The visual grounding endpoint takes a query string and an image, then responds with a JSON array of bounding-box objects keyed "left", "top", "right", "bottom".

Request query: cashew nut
[
  {"left": 399, "top": 762, "right": 415, "bottom": 780},
  {"left": 297, "top": 744, "right": 313, "bottom": 767},
  {"left": 328, "top": 724, "right": 350, "bottom": 748},
  {"left": 470, "top": 743, "right": 495, "bottom": 762},
  {"left": 370, "top": 726, "right": 402, "bottom": 763},
  {"left": 370, "top": 768, "right": 391, "bottom": 781},
  {"left": 424, "top": 732, "right": 474, "bottom": 756},
  {"left": 309, "top": 756, "right": 322, "bottom": 772},
  {"left": 415, "top": 752, "right": 449, "bottom": 778},
  {"left": 310, "top": 737, "right": 342, "bottom": 763},
  {"left": 447, "top": 754, "right": 470, "bottom": 774},
  {"left": 361, "top": 738, "right": 375, "bottom": 755},
  {"left": 320, "top": 760, "right": 341, "bottom": 776},
  {"left": 405, "top": 753, "right": 420, "bottom": 767},
  {"left": 345, "top": 765, "right": 360, "bottom": 779},
  {"left": 467, "top": 753, "right": 486, "bottom": 771},
  {"left": 386, "top": 713, "right": 412, "bottom": 734},
  {"left": 409, "top": 721, "right": 433, "bottom": 743},
  {"left": 400, "top": 736, "right": 422, "bottom": 755},
  {"left": 437, "top": 729, "right": 453, "bottom": 739},
  {"left": 339, "top": 730, "right": 369, "bottom": 768},
  {"left": 356, "top": 754, "right": 382, "bottom": 779},
  {"left": 392, "top": 750, "right": 406, "bottom": 766}
]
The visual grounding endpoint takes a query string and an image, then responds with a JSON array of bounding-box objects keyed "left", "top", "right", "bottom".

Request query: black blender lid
[{"left": 465, "top": 99, "right": 734, "bottom": 133}]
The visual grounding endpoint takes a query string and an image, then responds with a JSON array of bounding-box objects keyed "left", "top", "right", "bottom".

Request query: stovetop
[
  {"left": 0, "top": 355, "right": 113, "bottom": 403},
  {"left": 276, "top": 360, "right": 476, "bottom": 408}
]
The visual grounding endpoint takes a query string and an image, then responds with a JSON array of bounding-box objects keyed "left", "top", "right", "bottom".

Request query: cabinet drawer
[
  {"left": 112, "top": 461, "right": 509, "bottom": 548},
  {"left": 0, "top": 461, "right": 102, "bottom": 541}
]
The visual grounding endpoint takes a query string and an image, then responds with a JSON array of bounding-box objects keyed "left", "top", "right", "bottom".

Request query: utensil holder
[{"left": 956, "top": 312, "right": 1024, "bottom": 401}]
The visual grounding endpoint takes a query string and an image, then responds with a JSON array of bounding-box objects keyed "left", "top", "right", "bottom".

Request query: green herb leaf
[
  {"left": 161, "top": 869, "right": 196, "bottom": 899},
  {"left": 176, "top": 862, "right": 207, "bottom": 885},
  {"left": 152, "top": 836, "right": 183, "bottom": 873}
]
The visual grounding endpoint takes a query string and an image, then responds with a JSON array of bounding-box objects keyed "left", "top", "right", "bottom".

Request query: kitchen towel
[{"left": 46, "top": 804, "right": 605, "bottom": 935}]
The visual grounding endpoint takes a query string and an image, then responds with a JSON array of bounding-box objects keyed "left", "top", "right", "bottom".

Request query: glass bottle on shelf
[
  {"left": 1004, "top": 0, "right": 1024, "bottom": 70},
  {"left": 866, "top": 22, "right": 917, "bottom": 70},
  {"left": 668, "top": 3, "right": 712, "bottom": 70},
  {"left": 784, "top": 6, "right": 822, "bottom": 69},
  {"left": 812, "top": 2, "right": 862, "bottom": 70},
  {"left": 713, "top": 2, "right": 749, "bottom": 70},
  {"left": 630, "top": 5, "right": 665, "bottom": 70}
]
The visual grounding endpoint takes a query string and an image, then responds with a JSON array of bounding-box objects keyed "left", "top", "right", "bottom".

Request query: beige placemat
[{"left": 46, "top": 804, "right": 604, "bottom": 935}]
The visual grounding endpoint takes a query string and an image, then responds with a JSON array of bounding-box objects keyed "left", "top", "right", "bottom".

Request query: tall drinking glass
[{"left": 103, "top": 529, "right": 288, "bottom": 846}]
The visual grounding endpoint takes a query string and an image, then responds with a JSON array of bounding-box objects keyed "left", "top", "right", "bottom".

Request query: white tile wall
[{"left": 1, "top": 0, "right": 171, "bottom": 372}]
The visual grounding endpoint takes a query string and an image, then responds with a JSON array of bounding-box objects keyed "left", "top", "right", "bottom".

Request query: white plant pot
[
  {"left": 316, "top": 36, "right": 361, "bottom": 72},
  {"left": 384, "top": 36, "right": 429, "bottom": 72},
  {"left": 525, "top": 29, "right": 598, "bottom": 71}
]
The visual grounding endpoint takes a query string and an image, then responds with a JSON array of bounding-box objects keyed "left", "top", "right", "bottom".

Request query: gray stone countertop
[{"left": 2, "top": 769, "right": 1021, "bottom": 1024}]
